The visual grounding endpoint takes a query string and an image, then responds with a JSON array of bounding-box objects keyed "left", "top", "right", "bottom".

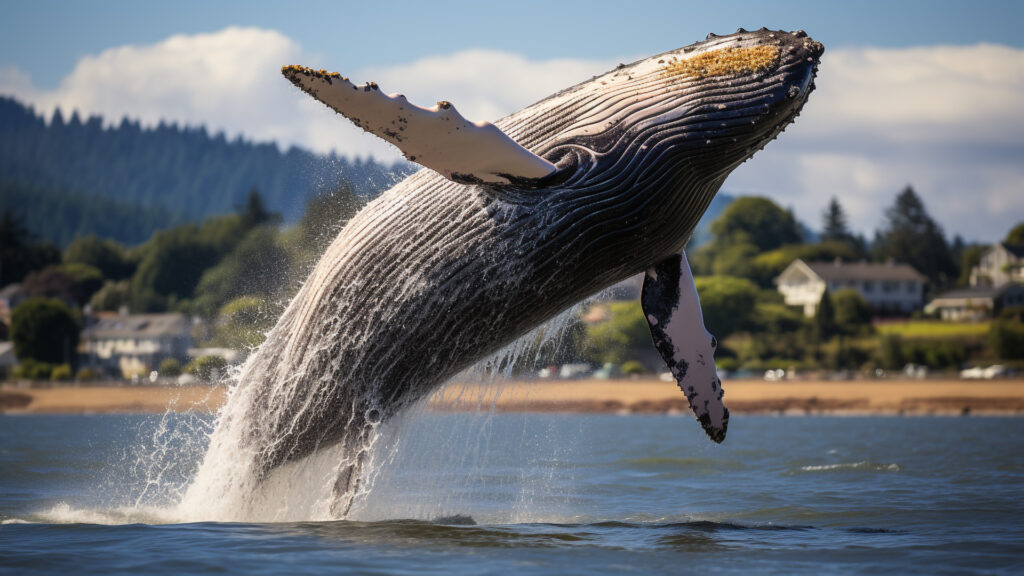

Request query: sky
[{"left": 2, "top": 0, "right": 1023, "bottom": 242}]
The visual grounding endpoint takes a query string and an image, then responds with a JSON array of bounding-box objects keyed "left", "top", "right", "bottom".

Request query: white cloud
[
  {"left": 728, "top": 43, "right": 1024, "bottom": 242},
  {"left": 1, "top": 29, "right": 1022, "bottom": 241}
]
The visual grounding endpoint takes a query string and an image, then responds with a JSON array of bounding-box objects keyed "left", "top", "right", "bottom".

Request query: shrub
[
  {"left": 13, "top": 359, "right": 55, "bottom": 380},
  {"left": 989, "top": 320, "right": 1024, "bottom": 360},
  {"left": 75, "top": 367, "right": 100, "bottom": 381},
  {"left": 621, "top": 361, "right": 647, "bottom": 375},
  {"left": 186, "top": 355, "right": 229, "bottom": 382},
  {"left": 50, "top": 364, "right": 73, "bottom": 381},
  {"left": 158, "top": 358, "right": 183, "bottom": 377}
]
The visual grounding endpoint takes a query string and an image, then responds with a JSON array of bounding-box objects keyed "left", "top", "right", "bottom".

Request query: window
[
  {"left": 906, "top": 281, "right": 917, "bottom": 293},
  {"left": 862, "top": 281, "right": 875, "bottom": 293},
  {"left": 882, "top": 281, "right": 899, "bottom": 293}
]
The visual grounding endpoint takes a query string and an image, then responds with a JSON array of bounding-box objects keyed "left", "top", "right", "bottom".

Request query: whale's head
[
  {"left": 540, "top": 29, "right": 822, "bottom": 171},
  {"left": 530, "top": 29, "right": 822, "bottom": 239}
]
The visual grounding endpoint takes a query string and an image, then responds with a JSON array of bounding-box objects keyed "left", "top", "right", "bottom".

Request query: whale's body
[{"left": 200, "top": 29, "right": 822, "bottom": 516}]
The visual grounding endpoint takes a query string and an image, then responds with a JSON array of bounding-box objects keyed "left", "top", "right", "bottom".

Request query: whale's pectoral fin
[
  {"left": 641, "top": 252, "right": 729, "bottom": 443},
  {"left": 281, "top": 65, "right": 557, "bottom": 186}
]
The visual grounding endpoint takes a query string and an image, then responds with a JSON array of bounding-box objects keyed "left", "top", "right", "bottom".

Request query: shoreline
[{"left": 3, "top": 377, "right": 1023, "bottom": 416}]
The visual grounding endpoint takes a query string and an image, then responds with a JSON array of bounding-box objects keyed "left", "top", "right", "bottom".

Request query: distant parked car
[
  {"left": 558, "top": 363, "right": 592, "bottom": 379},
  {"left": 763, "top": 369, "right": 786, "bottom": 381},
  {"left": 960, "top": 366, "right": 985, "bottom": 379},
  {"left": 984, "top": 365, "right": 1008, "bottom": 379},
  {"left": 904, "top": 363, "right": 928, "bottom": 379},
  {"left": 961, "top": 365, "right": 1011, "bottom": 380}
]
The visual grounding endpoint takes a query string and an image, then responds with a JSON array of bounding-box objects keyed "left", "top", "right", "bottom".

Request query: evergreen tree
[
  {"left": 238, "top": 188, "right": 282, "bottom": 229},
  {"left": 0, "top": 209, "right": 60, "bottom": 286},
  {"left": 872, "top": 186, "right": 957, "bottom": 289},
  {"left": 821, "top": 197, "right": 851, "bottom": 243}
]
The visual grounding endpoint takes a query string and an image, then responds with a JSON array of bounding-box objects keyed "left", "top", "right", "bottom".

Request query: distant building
[
  {"left": 925, "top": 283, "right": 1024, "bottom": 321},
  {"left": 776, "top": 259, "right": 926, "bottom": 317},
  {"left": 0, "top": 341, "right": 15, "bottom": 375},
  {"left": 0, "top": 283, "right": 28, "bottom": 326},
  {"left": 79, "top": 312, "right": 193, "bottom": 379},
  {"left": 970, "top": 242, "right": 1024, "bottom": 287}
]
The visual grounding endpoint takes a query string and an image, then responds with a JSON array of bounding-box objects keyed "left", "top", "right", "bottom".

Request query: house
[
  {"left": 0, "top": 283, "right": 28, "bottom": 326},
  {"left": 776, "top": 258, "right": 926, "bottom": 317},
  {"left": 970, "top": 242, "right": 1024, "bottom": 287},
  {"left": 0, "top": 341, "right": 15, "bottom": 376},
  {"left": 924, "top": 283, "right": 1024, "bottom": 321},
  {"left": 79, "top": 312, "right": 193, "bottom": 379}
]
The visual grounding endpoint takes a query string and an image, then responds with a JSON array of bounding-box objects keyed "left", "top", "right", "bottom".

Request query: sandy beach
[{"left": 3, "top": 377, "right": 1023, "bottom": 415}]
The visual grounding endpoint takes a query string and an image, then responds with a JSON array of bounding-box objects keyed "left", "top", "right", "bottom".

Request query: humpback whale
[{"left": 196, "top": 28, "right": 822, "bottom": 516}]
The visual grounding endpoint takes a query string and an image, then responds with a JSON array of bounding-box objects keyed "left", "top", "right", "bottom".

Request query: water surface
[{"left": 2, "top": 413, "right": 1022, "bottom": 574}]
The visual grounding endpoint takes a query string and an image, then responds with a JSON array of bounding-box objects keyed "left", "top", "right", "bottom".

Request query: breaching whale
[{"left": 199, "top": 28, "right": 822, "bottom": 517}]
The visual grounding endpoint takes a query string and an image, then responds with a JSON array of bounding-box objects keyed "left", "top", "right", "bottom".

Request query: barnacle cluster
[
  {"left": 281, "top": 64, "right": 344, "bottom": 80},
  {"left": 665, "top": 45, "right": 780, "bottom": 78}
]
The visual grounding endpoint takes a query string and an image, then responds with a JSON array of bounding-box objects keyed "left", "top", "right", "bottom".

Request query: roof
[
  {"left": 803, "top": 260, "right": 927, "bottom": 283},
  {"left": 929, "top": 283, "right": 1023, "bottom": 302},
  {"left": 0, "top": 283, "right": 23, "bottom": 299},
  {"left": 83, "top": 313, "right": 192, "bottom": 340},
  {"left": 998, "top": 243, "right": 1024, "bottom": 259}
]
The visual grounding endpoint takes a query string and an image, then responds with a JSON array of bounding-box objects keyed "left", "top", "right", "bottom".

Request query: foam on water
[{"left": 94, "top": 294, "right": 599, "bottom": 525}]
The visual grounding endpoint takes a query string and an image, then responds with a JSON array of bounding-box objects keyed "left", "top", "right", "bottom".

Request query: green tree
[
  {"left": 821, "top": 197, "right": 851, "bottom": 242},
  {"left": 286, "top": 183, "right": 365, "bottom": 271},
  {"left": 1006, "top": 222, "right": 1024, "bottom": 245},
  {"left": 186, "top": 355, "right": 229, "bottom": 382},
  {"left": 22, "top": 263, "right": 104, "bottom": 306},
  {"left": 10, "top": 298, "right": 80, "bottom": 365},
  {"left": 238, "top": 188, "right": 282, "bottom": 230},
  {"left": 693, "top": 276, "right": 759, "bottom": 339},
  {"left": 131, "top": 215, "right": 248, "bottom": 310},
  {"left": 89, "top": 280, "right": 132, "bottom": 312},
  {"left": 832, "top": 289, "right": 873, "bottom": 335},
  {"left": 873, "top": 186, "right": 956, "bottom": 289},
  {"left": 206, "top": 295, "right": 279, "bottom": 350},
  {"left": 584, "top": 301, "right": 652, "bottom": 365},
  {"left": 0, "top": 209, "right": 61, "bottom": 286},
  {"left": 956, "top": 244, "right": 987, "bottom": 287},
  {"left": 64, "top": 236, "right": 135, "bottom": 279},
  {"left": 709, "top": 196, "right": 803, "bottom": 252},
  {"left": 814, "top": 289, "right": 837, "bottom": 343},
  {"left": 192, "top": 228, "right": 290, "bottom": 318},
  {"left": 821, "top": 197, "right": 866, "bottom": 256}
]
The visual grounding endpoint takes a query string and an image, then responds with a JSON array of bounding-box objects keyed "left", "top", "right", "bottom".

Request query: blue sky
[{"left": 2, "top": 0, "right": 1023, "bottom": 241}]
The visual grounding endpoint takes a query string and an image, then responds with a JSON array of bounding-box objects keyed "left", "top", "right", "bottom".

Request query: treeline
[
  {"left": 578, "top": 187, "right": 1024, "bottom": 374},
  {"left": 0, "top": 96, "right": 412, "bottom": 245},
  {"left": 1, "top": 184, "right": 363, "bottom": 363},
  {"left": 689, "top": 186, "right": 969, "bottom": 293}
]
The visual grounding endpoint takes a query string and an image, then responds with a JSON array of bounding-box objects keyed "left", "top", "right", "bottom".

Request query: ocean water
[{"left": 1, "top": 412, "right": 1022, "bottom": 574}]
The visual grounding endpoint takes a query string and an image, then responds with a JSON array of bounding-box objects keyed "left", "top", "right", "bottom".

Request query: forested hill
[{"left": 0, "top": 96, "right": 412, "bottom": 244}]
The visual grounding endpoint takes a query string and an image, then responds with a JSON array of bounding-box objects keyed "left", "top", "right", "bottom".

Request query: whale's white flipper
[
  {"left": 642, "top": 252, "right": 728, "bottom": 442},
  {"left": 282, "top": 65, "right": 558, "bottom": 186}
]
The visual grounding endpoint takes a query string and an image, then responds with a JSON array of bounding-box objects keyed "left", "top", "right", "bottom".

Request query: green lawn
[{"left": 875, "top": 321, "right": 990, "bottom": 339}]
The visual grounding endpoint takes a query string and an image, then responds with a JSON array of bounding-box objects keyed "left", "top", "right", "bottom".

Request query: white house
[
  {"left": 776, "top": 259, "right": 926, "bottom": 317},
  {"left": 79, "top": 312, "right": 193, "bottom": 379},
  {"left": 925, "top": 283, "right": 1024, "bottom": 321},
  {"left": 970, "top": 242, "right": 1024, "bottom": 287}
]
